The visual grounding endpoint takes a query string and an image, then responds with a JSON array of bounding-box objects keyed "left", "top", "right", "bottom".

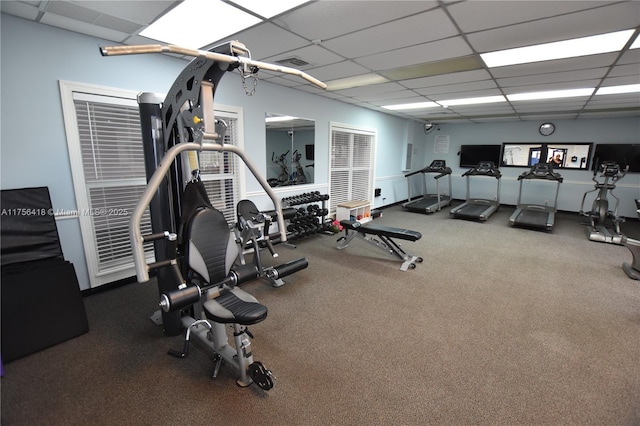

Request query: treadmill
[
  {"left": 450, "top": 161, "right": 501, "bottom": 222},
  {"left": 403, "top": 160, "right": 452, "bottom": 214},
  {"left": 509, "top": 163, "right": 563, "bottom": 231}
]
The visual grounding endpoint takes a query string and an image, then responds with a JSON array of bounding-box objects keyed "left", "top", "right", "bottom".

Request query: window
[
  {"left": 60, "top": 81, "right": 243, "bottom": 287},
  {"left": 329, "top": 123, "right": 376, "bottom": 213},
  {"left": 196, "top": 106, "right": 244, "bottom": 224},
  {"left": 60, "top": 81, "right": 155, "bottom": 288}
]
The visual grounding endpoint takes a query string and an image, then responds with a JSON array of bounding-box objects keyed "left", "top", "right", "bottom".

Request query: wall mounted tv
[
  {"left": 459, "top": 144, "right": 502, "bottom": 168},
  {"left": 592, "top": 144, "right": 640, "bottom": 172},
  {"left": 501, "top": 142, "right": 592, "bottom": 170}
]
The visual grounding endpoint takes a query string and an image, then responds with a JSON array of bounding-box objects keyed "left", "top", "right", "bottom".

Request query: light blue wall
[
  {"left": 0, "top": 14, "right": 415, "bottom": 290},
  {"left": 418, "top": 120, "right": 640, "bottom": 215},
  {"left": 2, "top": 14, "right": 639, "bottom": 290}
]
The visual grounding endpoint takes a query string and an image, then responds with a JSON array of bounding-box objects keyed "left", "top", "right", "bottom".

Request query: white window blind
[
  {"left": 72, "top": 94, "right": 155, "bottom": 283},
  {"left": 329, "top": 124, "right": 375, "bottom": 213},
  {"left": 198, "top": 112, "right": 242, "bottom": 224}
]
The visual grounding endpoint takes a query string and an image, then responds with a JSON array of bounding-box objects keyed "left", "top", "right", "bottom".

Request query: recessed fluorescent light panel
[
  {"left": 382, "top": 102, "right": 440, "bottom": 110},
  {"left": 481, "top": 29, "right": 635, "bottom": 68},
  {"left": 265, "top": 115, "right": 296, "bottom": 122},
  {"left": 438, "top": 95, "right": 506, "bottom": 107},
  {"left": 507, "top": 88, "right": 594, "bottom": 101},
  {"left": 596, "top": 84, "right": 640, "bottom": 95},
  {"left": 140, "top": 0, "right": 308, "bottom": 50}
]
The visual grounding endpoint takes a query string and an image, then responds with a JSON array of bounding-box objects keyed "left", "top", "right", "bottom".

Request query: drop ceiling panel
[
  {"left": 73, "top": 1, "right": 176, "bottom": 24},
  {"left": 265, "top": 45, "right": 344, "bottom": 70},
  {"left": 222, "top": 23, "right": 310, "bottom": 59},
  {"left": 332, "top": 82, "right": 407, "bottom": 98},
  {"left": 497, "top": 68, "right": 609, "bottom": 88},
  {"left": 0, "top": 1, "right": 40, "bottom": 20},
  {"left": 272, "top": 1, "right": 438, "bottom": 41},
  {"left": 321, "top": 8, "right": 459, "bottom": 59},
  {"left": 40, "top": 13, "right": 130, "bottom": 42},
  {"left": 356, "top": 37, "right": 473, "bottom": 71},
  {"left": 416, "top": 80, "right": 498, "bottom": 96},
  {"left": 1, "top": 0, "right": 638, "bottom": 123},
  {"left": 446, "top": 1, "right": 612, "bottom": 33},
  {"left": 502, "top": 81, "right": 601, "bottom": 95},
  {"left": 467, "top": 2, "right": 640, "bottom": 53},
  {"left": 402, "top": 69, "right": 493, "bottom": 90},
  {"left": 305, "top": 61, "right": 372, "bottom": 81},
  {"left": 489, "top": 53, "right": 620, "bottom": 79},
  {"left": 607, "top": 63, "right": 640, "bottom": 78},
  {"left": 601, "top": 75, "right": 640, "bottom": 86},
  {"left": 45, "top": 1, "right": 100, "bottom": 23}
]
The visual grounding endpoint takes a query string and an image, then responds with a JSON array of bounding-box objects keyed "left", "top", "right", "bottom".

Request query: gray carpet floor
[{"left": 2, "top": 203, "right": 639, "bottom": 425}]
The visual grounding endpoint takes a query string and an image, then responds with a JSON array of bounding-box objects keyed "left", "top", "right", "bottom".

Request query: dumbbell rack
[{"left": 281, "top": 191, "right": 331, "bottom": 240}]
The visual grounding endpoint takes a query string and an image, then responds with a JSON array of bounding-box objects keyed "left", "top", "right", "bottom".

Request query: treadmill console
[
  {"left": 532, "top": 163, "right": 552, "bottom": 176},
  {"left": 429, "top": 160, "right": 446, "bottom": 170},
  {"left": 600, "top": 161, "right": 620, "bottom": 177},
  {"left": 476, "top": 161, "right": 495, "bottom": 173}
]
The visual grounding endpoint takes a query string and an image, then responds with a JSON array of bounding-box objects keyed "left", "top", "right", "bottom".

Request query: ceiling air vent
[{"left": 275, "top": 57, "right": 311, "bottom": 67}]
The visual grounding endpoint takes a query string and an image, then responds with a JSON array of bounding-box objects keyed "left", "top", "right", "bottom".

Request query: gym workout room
[{"left": 1, "top": 1, "right": 639, "bottom": 425}]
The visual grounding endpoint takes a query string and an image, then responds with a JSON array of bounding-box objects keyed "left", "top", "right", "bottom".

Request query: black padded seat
[
  {"left": 203, "top": 288, "right": 268, "bottom": 325},
  {"left": 340, "top": 220, "right": 422, "bottom": 241}
]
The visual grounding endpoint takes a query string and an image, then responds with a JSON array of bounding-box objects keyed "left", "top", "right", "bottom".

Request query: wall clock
[{"left": 539, "top": 122, "right": 555, "bottom": 136}]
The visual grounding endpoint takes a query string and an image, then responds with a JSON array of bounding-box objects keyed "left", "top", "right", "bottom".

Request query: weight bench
[{"left": 336, "top": 220, "right": 423, "bottom": 271}]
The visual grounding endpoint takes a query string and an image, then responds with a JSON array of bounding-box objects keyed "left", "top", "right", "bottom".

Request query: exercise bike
[{"left": 579, "top": 160, "right": 628, "bottom": 244}]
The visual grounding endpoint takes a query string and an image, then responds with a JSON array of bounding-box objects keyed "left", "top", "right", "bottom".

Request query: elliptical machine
[
  {"left": 579, "top": 160, "right": 628, "bottom": 244},
  {"left": 622, "top": 199, "right": 640, "bottom": 280}
]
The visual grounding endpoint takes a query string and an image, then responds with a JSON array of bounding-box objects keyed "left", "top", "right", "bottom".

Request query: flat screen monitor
[
  {"left": 459, "top": 144, "right": 502, "bottom": 168},
  {"left": 592, "top": 144, "right": 640, "bottom": 172}
]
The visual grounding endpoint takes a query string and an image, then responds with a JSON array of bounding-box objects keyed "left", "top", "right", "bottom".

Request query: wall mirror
[
  {"left": 265, "top": 113, "right": 315, "bottom": 187},
  {"left": 501, "top": 142, "right": 592, "bottom": 169}
]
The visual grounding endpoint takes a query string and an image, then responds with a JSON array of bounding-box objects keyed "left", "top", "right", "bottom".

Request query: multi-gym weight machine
[{"left": 101, "top": 41, "right": 326, "bottom": 389}]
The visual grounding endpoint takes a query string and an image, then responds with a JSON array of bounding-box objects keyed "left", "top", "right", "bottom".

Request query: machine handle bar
[
  {"left": 99, "top": 44, "right": 327, "bottom": 90},
  {"left": 159, "top": 258, "right": 309, "bottom": 313}
]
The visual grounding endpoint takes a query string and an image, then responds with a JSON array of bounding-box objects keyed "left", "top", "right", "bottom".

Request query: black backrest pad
[
  {"left": 237, "top": 199, "right": 259, "bottom": 221},
  {"left": 185, "top": 208, "right": 235, "bottom": 283}
]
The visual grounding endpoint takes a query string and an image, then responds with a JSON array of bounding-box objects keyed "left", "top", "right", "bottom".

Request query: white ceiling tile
[
  {"left": 273, "top": 1, "right": 438, "bottom": 41},
  {"left": 45, "top": 1, "right": 100, "bottom": 23},
  {"left": 322, "top": 8, "right": 458, "bottom": 59},
  {"left": 356, "top": 37, "right": 473, "bottom": 71},
  {"left": 489, "top": 53, "right": 619, "bottom": 79},
  {"left": 0, "top": 1, "right": 41, "bottom": 20},
  {"left": 607, "top": 63, "right": 640, "bottom": 78},
  {"left": 264, "top": 45, "right": 344, "bottom": 70},
  {"left": 416, "top": 81, "right": 498, "bottom": 97},
  {"left": 447, "top": 1, "right": 618, "bottom": 33},
  {"left": 497, "top": 68, "right": 608, "bottom": 88},
  {"left": 224, "top": 23, "right": 310, "bottom": 60},
  {"left": 467, "top": 2, "right": 640, "bottom": 53},
  {"left": 600, "top": 75, "right": 640, "bottom": 86},
  {"left": 333, "top": 82, "right": 407, "bottom": 98},
  {"left": 40, "top": 13, "right": 130, "bottom": 42},
  {"left": 402, "top": 69, "right": 493, "bottom": 89},
  {"left": 306, "top": 61, "right": 371, "bottom": 81},
  {"left": 73, "top": 1, "right": 177, "bottom": 24},
  {"left": 502, "top": 80, "right": 602, "bottom": 95},
  {"left": 617, "top": 49, "right": 640, "bottom": 66}
]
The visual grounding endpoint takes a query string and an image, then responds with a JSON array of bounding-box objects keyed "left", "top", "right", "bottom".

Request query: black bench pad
[{"left": 340, "top": 220, "right": 421, "bottom": 241}]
